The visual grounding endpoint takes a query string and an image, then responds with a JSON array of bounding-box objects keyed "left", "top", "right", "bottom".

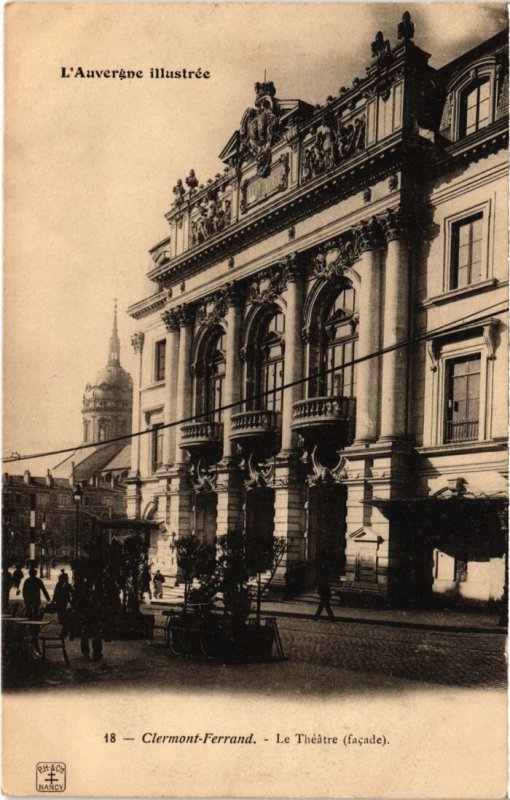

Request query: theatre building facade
[{"left": 127, "top": 16, "right": 508, "bottom": 608}]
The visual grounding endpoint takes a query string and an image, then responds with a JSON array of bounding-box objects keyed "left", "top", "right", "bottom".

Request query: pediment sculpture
[
  {"left": 240, "top": 81, "right": 280, "bottom": 177},
  {"left": 190, "top": 184, "right": 232, "bottom": 247}
]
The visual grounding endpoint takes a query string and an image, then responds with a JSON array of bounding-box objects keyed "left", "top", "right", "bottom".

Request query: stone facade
[{"left": 127, "top": 17, "right": 508, "bottom": 607}]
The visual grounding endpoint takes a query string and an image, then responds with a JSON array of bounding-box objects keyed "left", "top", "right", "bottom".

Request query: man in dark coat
[
  {"left": 22, "top": 568, "right": 50, "bottom": 619},
  {"left": 2, "top": 567, "right": 14, "bottom": 612},
  {"left": 313, "top": 576, "right": 335, "bottom": 621}
]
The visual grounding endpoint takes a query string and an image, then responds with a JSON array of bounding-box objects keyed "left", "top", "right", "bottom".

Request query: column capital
[
  {"left": 379, "top": 206, "right": 413, "bottom": 242},
  {"left": 130, "top": 331, "right": 145, "bottom": 353},
  {"left": 176, "top": 303, "right": 194, "bottom": 327},
  {"left": 223, "top": 281, "right": 244, "bottom": 308},
  {"left": 353, "top": 216, "right": 385, "bottom": 254},
  {"left": 161, "top": 308, "right": 180, "bottom": 332},
  {"left": 280, "top": 252, "right": 302, "bottom": 284}
]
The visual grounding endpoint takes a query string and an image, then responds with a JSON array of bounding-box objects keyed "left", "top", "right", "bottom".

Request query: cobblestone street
[
  {"left": 4, "top": 615, "right": 506, "bottom": 693},
  {"left": 277, "top": 617, "right": 506, "bottom": 687}
]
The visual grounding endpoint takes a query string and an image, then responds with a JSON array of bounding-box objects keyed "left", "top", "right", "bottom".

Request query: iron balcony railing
[{"left": 444, "top": 419, "right": 479, "bottom": 443}]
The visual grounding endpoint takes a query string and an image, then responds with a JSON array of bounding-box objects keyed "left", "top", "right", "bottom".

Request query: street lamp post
[{"left": 73, "top": 484, "right": 83, "bottom": 561}]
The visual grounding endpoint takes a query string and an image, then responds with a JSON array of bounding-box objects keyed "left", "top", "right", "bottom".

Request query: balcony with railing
[
  {"left": 230, "top": 410, "right": 281, "bottom": 459},
  {"left": 180, "top": 420, "right": 223, "bottom": 462},
  {"left": 291, "top": 396, "right": 356, "bottom": 451},
  {"left": 444, "top": 419, "right": 479, "bottom": 444}
]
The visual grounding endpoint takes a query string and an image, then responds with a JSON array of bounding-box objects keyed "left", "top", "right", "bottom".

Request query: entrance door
[
  {"left": 194, "top": 491, "right": 218, "bottom": 544},
  {"left": 307, "top": 484, "right": 347, "bottom": 578},
  {"left": 244, "top": 487, "right": 275, "bottom": 541}
]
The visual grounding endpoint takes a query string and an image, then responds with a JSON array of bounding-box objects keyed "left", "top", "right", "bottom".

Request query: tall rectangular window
[
  {"left": 151, "top": 424, "right": 164, "bottom": 473},
  {"left": 450, "top": 214, "right": 483, "bottom": 289},
  {"left": 445, "top": 355, "right": 480, "bottom": 443},
  {"left": 154, "top": 340, "right": 166, "bottom": 382},
  {"left": 461, "top": 79, "right": 490, "bottom": 137}
]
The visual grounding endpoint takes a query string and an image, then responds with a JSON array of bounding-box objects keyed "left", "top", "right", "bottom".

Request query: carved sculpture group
[
  {"left": 302, "top": 116, "right": 366, "bottom": 182},
  {"left": 191, "top": 185, "right": 232, "bottom": 246}
]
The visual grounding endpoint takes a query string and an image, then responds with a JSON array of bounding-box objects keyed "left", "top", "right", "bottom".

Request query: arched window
[
  {"left": 258, "top": 310, "right": 285, "bottom": 413},
  {"left": 98, "top": 421, "right": 107, "bottom": 441},
  {"left": 321, "top": 287, "right": 357, "bottom": 398},
  {"left": 460, "top": 77, "right": 490, "bottom": 137},
  {"left": 205, "top": 331, "right": 226, "bottom": 423}
]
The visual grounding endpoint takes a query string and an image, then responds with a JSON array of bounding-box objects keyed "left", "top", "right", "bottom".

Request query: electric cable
[{"left": 3, "top": 300, "right": 507, "bottom": 464}]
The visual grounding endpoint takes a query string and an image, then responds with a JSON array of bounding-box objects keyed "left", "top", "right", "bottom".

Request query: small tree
[
  {"left": 72, "top": 530, "right": 149, "bottom": 638},
  {"left": 245, "top": 532, "right": 287, "bottom": 624},
  {"left": 216, "top": 532, "right": 251, "bottom": 631},
  {"left": 175, "top": 535, "right": 216, "bottom": 609}
]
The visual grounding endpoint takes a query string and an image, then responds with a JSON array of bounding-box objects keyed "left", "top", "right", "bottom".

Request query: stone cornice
[
  {"left": 146, "top": 134, "right": 405, "bottom": 289},
  {"left": 421, "top": 278, "right": 500, "bottom": 309},
  {"left": 129, "top": 294, "right": 166, "bottom": 320},
  {"left": 416, "top": 439, "right": 507, "bottom": 458},
  {"left": 436, "top": 117, "right": 508, "bottom": 174}
]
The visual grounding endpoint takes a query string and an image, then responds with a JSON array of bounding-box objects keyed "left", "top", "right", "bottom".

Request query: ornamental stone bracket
[
  {"left": 190, "top": 461, "right": 218, "bottom": 493},
  {"left": 426, "top": 317, "right": 501, "bottom": 371},
  {"left": 305, "top": 447, "right": 348, "bottom": 487}
]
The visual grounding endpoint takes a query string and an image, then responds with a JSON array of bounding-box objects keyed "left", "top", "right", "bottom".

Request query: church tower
[{"left": 82, "top": 303, "right": 133, "bottom": 444}]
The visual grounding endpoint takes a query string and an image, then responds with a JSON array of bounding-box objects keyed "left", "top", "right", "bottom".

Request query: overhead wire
[{"left": 3, "top": 300, "right": 507, "bottom": 464}]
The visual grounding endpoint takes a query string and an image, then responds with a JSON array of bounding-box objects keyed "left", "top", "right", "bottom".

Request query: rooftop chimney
[{"left": 23, "top": 470, "right": 31, "bottom": 486}]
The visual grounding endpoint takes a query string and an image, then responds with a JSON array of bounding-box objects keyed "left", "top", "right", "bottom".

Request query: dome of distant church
[
  {"left": 87, "top": 363, "right": 133, "bottom": 394},
  {"left": 81, "top": 304, "right": 133, "bottom": 443}
]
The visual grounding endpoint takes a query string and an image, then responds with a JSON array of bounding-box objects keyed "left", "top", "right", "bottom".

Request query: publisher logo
[{"left": 36, "top": 763, "right": 66, "bottom": 793}]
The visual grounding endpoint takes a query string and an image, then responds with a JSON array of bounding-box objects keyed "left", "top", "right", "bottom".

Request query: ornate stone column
[
  {"left": 174, "top": 304, "right": 194, "bottom": 459},
  {"left": 280, "top": 255, "right": 304, "bottom": 453},
  {"left": 217, "top": 282, "right": 244, "bottom": 537},
  {"left": 352, "top": 217, "right": 384, "bottom": 445},
  {"left": 161, "top": 308, "right": 180, "bottom": 467},
  {"left": 222, "top": 283, "right": 243, "bottom": 461},
  {"left": 126, "top": 331, "right": 144, "bottom": 518},
  {"left": 130, "top": 332, "right": 145, "bottom": 475},
  {"left": 168, "top": 304, "right": 194, "bottom": 544},
  {"left": 272, "top": 256, "right": 306, "bottom": 592},
  {"left": 378, "top": 207, "right": 411, "bottom": 442}
]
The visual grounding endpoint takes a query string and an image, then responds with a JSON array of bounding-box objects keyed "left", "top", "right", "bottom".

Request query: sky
[{"left": 3, "top": 1, "right": 507, "bottom": 477}]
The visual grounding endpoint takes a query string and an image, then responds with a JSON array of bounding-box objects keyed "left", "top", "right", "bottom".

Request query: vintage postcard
[{"left": 2, "top": 2, "right": 508, "bottom": 797}]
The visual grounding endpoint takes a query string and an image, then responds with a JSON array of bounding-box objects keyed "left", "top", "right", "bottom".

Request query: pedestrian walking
[
  {"left": 22, "top": 568, "right": 51, "bottom": 619},
  {"left": 313, "top": 576, "right": 335, "bottom": 622},
  {"left": 2, "top": 567, "right": 14, "bottom": 612},
  {"left": 139, "top": 562, "right": 152, "bottom": 602},
  {"left": 52, "top": 572, "right": 74, "bottom": 637},
  {"left": 153, "top": 570, "right": 165, "bottom": 599},
  {"left": 12, "top": 564, "right": 24, "bottom": 596}
]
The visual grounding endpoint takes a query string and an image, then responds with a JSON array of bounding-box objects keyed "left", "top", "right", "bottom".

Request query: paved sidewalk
[
  {"left": 14, "top": 566, "right": 505, "bottom": 636},
  {"left": 147, "top": 595, "right": 506, "bottom": 634},
  {"left": 259, "top": 598, "right": 506, "bottom": 634}
]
